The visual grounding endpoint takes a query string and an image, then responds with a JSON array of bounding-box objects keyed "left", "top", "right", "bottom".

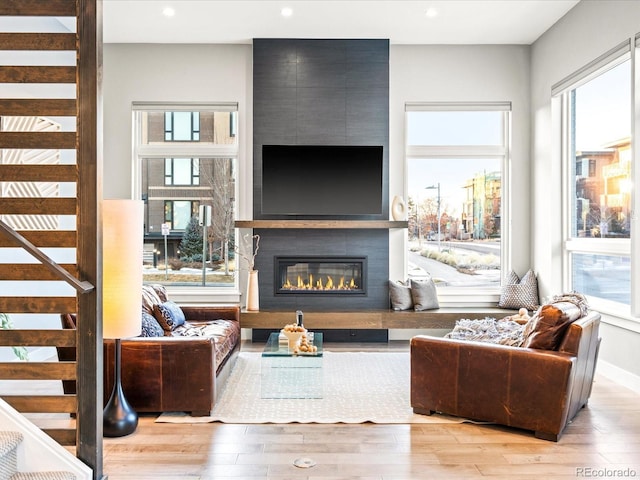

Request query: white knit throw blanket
[{"left": 444, "top": 317, "right": 526, "bottom": 347}]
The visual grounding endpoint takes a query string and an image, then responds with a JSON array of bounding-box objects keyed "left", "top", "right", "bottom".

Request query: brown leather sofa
[
  {"left": 59, "top": 304, "right": 241, "bottom": 416},
  {"left": 410, "top": 310, "right": 601, "bottom": 441}
]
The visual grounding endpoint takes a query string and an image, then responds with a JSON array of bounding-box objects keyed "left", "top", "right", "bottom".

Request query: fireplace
[{"left": 274, "top": 256, "right": 367, "bottom": 296}]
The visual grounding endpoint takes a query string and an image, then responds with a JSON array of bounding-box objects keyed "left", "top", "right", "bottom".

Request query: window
[
  {"left": 134, "top": 104, "right": 238, "bottom": 289},
  {"left": 405, "top": 104, "right": 510, "bottom": 296},
  {"left": 164, "top": 111, "right": 200, "bottom": 141},
  {"left": 164, "top": 200, "right": 199, "bottom": 231},
  {"left": 554, "top": 40, "right": 634, "bottom": 313},
  {"left": 164, "top": 158, "right": 199, "bottom": 185}
]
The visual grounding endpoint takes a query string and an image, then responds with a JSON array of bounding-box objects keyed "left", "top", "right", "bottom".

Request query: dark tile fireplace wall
[
  {"left": 254, "top": 229, "right": 389, "bottom": 311},
  {"left": 252, "top": 38, "right": 390, "bottom": 311}
]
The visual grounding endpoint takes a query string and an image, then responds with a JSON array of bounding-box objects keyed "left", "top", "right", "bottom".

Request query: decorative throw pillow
[
  {"left": 389, "top": 280, "right": 413, "bottom": 311},
  {"left": 142, "top": 284, "right": 162, "bottom": 315},
  {"left": 410, "top": 278, "right": 439, "bottom": 311},
  {"left": 523, "top": 301, "right": 582, "bottom": 350},
  {"left": 151, "top": 283, "right": 169, "bottom": 303},
  {"left": 153, "top": 301, "right": 186, "bottom": 331},
  {"left": 140, "top": 311, "right": 164, "bottom": 337},
  {"left": 498, "top": 269, "right": 540, "bottom": 310}
]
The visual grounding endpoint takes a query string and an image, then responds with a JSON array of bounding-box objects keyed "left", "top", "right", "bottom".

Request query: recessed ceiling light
[
  {"left": 281, "top": 7, "right": 293, "bottom": 17},
  {"left": 425, "top": 7, "right": 439, "bottom": 19},
  {"left": 162, "top": 6, "right": 175, "bottom": 17}
]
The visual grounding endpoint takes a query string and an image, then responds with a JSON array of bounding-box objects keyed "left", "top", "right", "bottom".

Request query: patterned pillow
[
  {"left": 410, "top": 277, "right": 439, "bottom": 311},
  {"left": 142, "top": 284, "right": 163, "bottom": 315},
  {"left": 151, "top": 284, "right": 169, "bottom": 303},
  {"left": 140, "top": 311, "right": 164, "bottom": 337},
  {"left": 498, "top": 269, "right": 540, "bottom": 310},
  {"left": 153, "top": 301, "right": 186, "bottom": 331},
  {"left": 389, "top": 280, "right": 413, "bottom": 310}
]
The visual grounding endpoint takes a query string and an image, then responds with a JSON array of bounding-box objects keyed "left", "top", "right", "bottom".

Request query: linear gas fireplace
[{"left": 274, "top": 256, "right": 367, "bottom": 295}]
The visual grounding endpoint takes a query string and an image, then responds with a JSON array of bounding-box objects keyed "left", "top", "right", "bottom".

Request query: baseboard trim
[{"left": 597, "top": 360, "right": 640, "bottom": 394}]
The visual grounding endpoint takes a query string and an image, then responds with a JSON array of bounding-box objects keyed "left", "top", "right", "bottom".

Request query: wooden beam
[
  {"left": 0, "top": 98, "right": 77, "bottom": 116},
  {"left": 235, "top": 220, "right": 409, "bottom": 229},
  {"left": 0, "top": 297, "right": 77, "bottom": 314},
  {"left": 0, "top": 164, "right": 77, "bottom": 182},
  {"left": 0, "top": 0, "right": 76, "bottom": 16},
  {"left": 0, "top": 264, "right": 78, "bottom": 281},
  {"left": 240, "top": 308, "right": 520, "bottom": 330},
  {"left": 0, "top": 329, "right": 76, "bottom": 347},
  {"left": 0, "top": 131, "right": 76, "bottom": 149},
  {"left": 0, "top": 198, "right": 76, "bottom": 215},
  {"left": 0, "top": 362, "right": 76, "bottom": 380},
  {"left": 2, "top": 395, "right": 76, "bottom": 413},
  {"left": 0, "top": 230, "right": 77, "bottom": 248},
  {"left": 0, "top": 33, "right": 76, "bottom": 50},
  {"left": 76, "top": 0, "right": 104, "bottom": 476},
  {"left": 0, "top": 66, "right": 76, "bottom": 83},
  {"left": 0, "top": 222, "right": 90, "bottom": 293},
  {"left": 44, "top": 429, "right": 77, "bottom": 446}
]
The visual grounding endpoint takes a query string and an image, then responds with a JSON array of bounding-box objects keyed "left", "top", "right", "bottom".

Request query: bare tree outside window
[{"left": 201, "top": 157, "right": 235, "bottom": 276}]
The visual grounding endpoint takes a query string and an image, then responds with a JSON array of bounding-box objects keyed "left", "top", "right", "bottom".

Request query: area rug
[{"left": 156, "top": 351, "right": 465, "bottom": 424}]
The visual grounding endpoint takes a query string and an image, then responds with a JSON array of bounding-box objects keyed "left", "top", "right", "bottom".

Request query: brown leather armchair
[{"left": 411, "top": 311, "right": 601, "bottom": 441}]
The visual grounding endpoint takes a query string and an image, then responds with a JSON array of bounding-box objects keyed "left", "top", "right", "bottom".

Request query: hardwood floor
[
  {"left": 4, "top": 341, "right": 639, "bottom": 479},
  {"left": 97, "top": 341, "right": 640, "bottom": 480}
]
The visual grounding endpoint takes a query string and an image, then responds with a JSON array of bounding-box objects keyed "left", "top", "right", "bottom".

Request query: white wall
[
  {"left": 531, "top": 0, "right": 640, "bottom": 378},
  {"left": 103, "top": 44, "right": 252, "bottom": 304},
  {"left": 389, "top": 44, "right": 532, "bottom": 282},
  {"left": 103, "top": 43, "right": 253, "bottom": 210}
]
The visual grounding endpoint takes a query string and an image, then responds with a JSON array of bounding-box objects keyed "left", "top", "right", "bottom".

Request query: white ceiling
[{"left": 102, "top": 0, "right": 580, "bottom": 45}]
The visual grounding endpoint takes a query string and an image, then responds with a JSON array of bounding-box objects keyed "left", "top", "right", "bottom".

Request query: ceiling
[{"left": 102, "top": 0, "right": 580, "bottom": 45}]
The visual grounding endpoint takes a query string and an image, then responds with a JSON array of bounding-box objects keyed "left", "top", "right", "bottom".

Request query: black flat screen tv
[{"left": 261, "top": 145, "right": 384, "bottom": 216}]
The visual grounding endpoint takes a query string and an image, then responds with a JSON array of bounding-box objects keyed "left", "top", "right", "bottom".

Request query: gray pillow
[
  {"left": 498, "top": 269, "right": 540, "bottom": 310},
  {"left": 410, "top": 278, "right": 439, "bottom": 311},
  {"left": 389, "top": 280, "right": 413, "bottom": 310}
]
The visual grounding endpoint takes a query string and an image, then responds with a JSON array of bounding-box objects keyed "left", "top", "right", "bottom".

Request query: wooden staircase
[{"left": 0, "top": 1, "right": 103, "bottom": 479}]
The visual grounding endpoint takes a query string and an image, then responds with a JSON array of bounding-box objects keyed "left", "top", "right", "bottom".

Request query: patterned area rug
[{"left": 156, "top": 351, "right": 464, "bottom": 424}]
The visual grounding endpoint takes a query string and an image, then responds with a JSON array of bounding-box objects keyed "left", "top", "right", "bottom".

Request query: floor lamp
[{"left": 102, "top": 199, "right": 143, "bottom": 437}]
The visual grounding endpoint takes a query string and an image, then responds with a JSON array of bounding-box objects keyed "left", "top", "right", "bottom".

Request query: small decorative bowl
[{"left": 281, "top": 329, "right": 305, "bottom": 350}]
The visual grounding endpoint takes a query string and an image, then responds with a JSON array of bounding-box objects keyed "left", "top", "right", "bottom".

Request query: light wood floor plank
[{"left": 13, "top": 340, "right": 640, "bottom": 480}]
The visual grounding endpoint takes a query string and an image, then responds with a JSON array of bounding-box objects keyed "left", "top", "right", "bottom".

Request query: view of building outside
[
  {"left": 135, "top": 108, "right": 238, "bottom": 287},
  {"left": 406, "top": 108, "right": 507, "bottom": 288},
  {"left": 567, "top": 60, "right": 631, "bottom": 304}
]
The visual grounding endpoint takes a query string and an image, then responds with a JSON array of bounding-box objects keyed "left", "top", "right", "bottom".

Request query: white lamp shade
[{"left": 103, "top": 199, "right": 143, "bottom": 339}]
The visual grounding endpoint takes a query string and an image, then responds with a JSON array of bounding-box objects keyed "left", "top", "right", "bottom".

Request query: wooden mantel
[{"left": 235, "top": 220, "right": 408, "bottom": 229}]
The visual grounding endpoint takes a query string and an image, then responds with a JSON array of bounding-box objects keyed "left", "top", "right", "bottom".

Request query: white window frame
[
  {"left": 132, "top": 102, "right": 240, "bottom": 300},
  {"left": 553, "top": 39, "right": 638, "bottom": 322},
  {"left": 404, "top": 102, "right": 512, "bottom": 306}
]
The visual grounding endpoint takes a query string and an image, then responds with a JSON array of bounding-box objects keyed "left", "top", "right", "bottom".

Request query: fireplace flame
[{"left": 282, "top": 274, "right": 359, "bottom": 291}]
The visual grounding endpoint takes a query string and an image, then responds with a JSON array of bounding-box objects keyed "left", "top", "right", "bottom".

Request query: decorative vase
[
  {"left": 391, "top": 195, "right": 406, "bottom": 221},
  {"left": 246, "top": 270, "right": 259, "bottom": 311}
]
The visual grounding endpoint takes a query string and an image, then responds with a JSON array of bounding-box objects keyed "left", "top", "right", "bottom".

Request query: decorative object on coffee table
[{"left": 281, "top": 323, "right": 306, "bottom": 350}]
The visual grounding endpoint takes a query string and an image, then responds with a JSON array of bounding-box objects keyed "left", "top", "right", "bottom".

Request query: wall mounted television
[{"left": 261, "top": 144, "right": 384, "bottom": 217}]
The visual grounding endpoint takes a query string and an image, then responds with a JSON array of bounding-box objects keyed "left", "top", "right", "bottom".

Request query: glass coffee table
[{"left": 260, "top": 331, "right": 323, "bottom": 399}]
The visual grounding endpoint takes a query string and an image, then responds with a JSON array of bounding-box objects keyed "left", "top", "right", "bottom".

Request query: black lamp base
[{"left": 103, "top": 339, "right": 138, "bottom": 437}]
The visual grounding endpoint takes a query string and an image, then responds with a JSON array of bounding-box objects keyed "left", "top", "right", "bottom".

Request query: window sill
[
  {"left": 165, "top": 286, "right": 241, "bottom": 305},
  {"left": 586, "top": 297, "right": 640, "bottom": 333}
]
